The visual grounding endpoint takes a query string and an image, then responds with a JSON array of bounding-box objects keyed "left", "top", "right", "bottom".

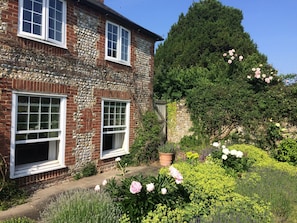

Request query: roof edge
[{"left": 80, "top": 0, "right": 164, "bottom": 42}]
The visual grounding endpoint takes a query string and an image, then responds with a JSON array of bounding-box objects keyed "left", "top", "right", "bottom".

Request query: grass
[{"left": 236, "top": 167, "right": 297, "bottom": 223}]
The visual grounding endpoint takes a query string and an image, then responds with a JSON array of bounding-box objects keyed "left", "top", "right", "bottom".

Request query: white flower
[
  {"left": 102, "top": 179, "right": 108, "bottom": 186},
  {"left": 223, "top": 53, "right": 227, "bottom": 57},
  {"left": 247, "top": 75, "right": 251, "bottom": 79},
  {"left": 146, "top": 183, "right": 155, "bottom": 192},
  {"left": 230, "top": 149, "right": 237, "bottom": 156},
  {"left": 222, "top": 148, "right": 230, "bottom": 155},
  {"left": 94, "top": 185, "right": 100, "bottom": 191},
  {"left": 275, "top": 123, "right": 281, "bottom": 127},
  {"left": 161, "top": 188, "right": 167, "bottom": 195},
  {"left": 222, "top": 154, "right": 228, "bottom": 160},
  {"left": 228, "top": 59, "right": 232, "bottom": 64},
  {"left": 115, "top": 157, "right": 121, "bottom": 162},
  {"left": 239, "top": 55, "right": 243, "bottom": 61},
  {"left": 236, "top": 151, "right": 243, "bottom": 158},
  {"left": 212, "top": 142, "right": 220, "bottom": 147}
]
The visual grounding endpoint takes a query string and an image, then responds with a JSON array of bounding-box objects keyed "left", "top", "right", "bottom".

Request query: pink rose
[
  {"left": 169, "top": 166, "right": 183, "bottom": 184},
  {"left": 130, "top": 181, "right": 142, "bottom": 194}
]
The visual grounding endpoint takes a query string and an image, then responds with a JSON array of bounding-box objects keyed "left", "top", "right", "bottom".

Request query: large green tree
[{"left": 154, "top": 0, "right": 266, "bottom": 100}]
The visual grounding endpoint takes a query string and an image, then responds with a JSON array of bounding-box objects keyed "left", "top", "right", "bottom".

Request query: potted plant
[{"left": 158, "top": 143, "right": 176, "bottom": 166}]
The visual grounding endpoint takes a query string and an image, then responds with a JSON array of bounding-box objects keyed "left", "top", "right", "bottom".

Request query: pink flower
[
  {"left": 265, "top": 78, "right": 271, "bottom": 83},
  {"left": 228, "top": 59, "right": 232, "bottom": 64},
  {"left": 223, "top": 53, "right": 227, "bottom": 57},
  {"left": 130, "top": 181, "right": 142, "bottom": 194},
  {"left": 169, "top": 166, "right": 183, "bottom": 184}
]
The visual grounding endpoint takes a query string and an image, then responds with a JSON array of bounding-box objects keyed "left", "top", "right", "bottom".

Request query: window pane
[
  {"left": 49, "top": 131, "right": 58, "bottom": 138},
  {"left": 39, "top": 132, "right": 48, "bottom": 138},
  {"left": 56, "top": 0, "right": 63, "bottom": 10},
  {"left": 23, "top": 10, "right": 32, "bottom": 21},
  {"left": 16, "top": 134, "right": 27, "bottom": 140},
  {"left": 23, "top": 21, "right": 31, "bottom": 32},
  {"left": 28, "top": 133, "right": 38, "bottom": 139},
  {"left": 24, "top": 0, "right": 32, "bottom": 10},
  {"left": 33, "top": 1, "right": 42, "bottom": 13},
  {"left": 33, "top": 13, "right": 41, "bottom": 24},
  {"left": 51, "top": 120, "right": 59, "bottom": 129},
  {"left": 15, "top": 141, "right": 49, "bottom": 165}
]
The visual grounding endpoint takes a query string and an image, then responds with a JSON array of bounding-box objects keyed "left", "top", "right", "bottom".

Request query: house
[{"left": 0, "top": 0, "right": 162, "bottom": 186}]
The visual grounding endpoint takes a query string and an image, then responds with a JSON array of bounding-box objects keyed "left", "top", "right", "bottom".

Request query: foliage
[
  {"left": 180, "top": 133, "right": 209, "bottom": 153},
  {"left": 229, "top": 144, "right": 297, "bottom": 174},
  {"left": 173, "top": 161, "right": 272, "bottom": 221},
  {"left": 74, "top": 162, "right": 97, "bottom": 180},
  {"left": 40, "top": 189, "right": 121, "bottom": 223},
  {"left": 199, "top": 193, "right": 272, "bottom": 223},
  {"left": 158, "top": 142, "right": 177, "bottom": 153},
  {"left": 104, "top": 166, "right": 189, "bottom": 223},
  {"left": 127, "top": 111, "right": 164, "bottom": 165},
  {"left": 0, "top": 180, "right": 28, "bottom": 211},
  {"left": 0, "top": 152, "right": 8, "bottom": 192},
  {"left": 142, "top": 204, "right": 187, "bottom": 223},
  {"left": 115, "top": 157, "right": 128, "bottom": 176},
  {"left": 236, "top": 167, "right": 297, "bottom": 222},
  {"left": 210, "top": 143, "right": 254, "bottom": 176},
  {"left": 0, "top": 217, "right": 35, "bottom": 223},
  {"left": 153, "top": 0, "right": 297, "bottom": 151},
  {"left": 185, "top": 151, "right": 199, "bottom": 165},
  {"left": 272, "top": 138, "right": 297, "bottom": 165}
]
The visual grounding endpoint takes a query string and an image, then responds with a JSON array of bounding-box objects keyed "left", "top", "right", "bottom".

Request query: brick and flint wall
[{"left": 0, "top": 0, "right": 156, "bottom": 184}]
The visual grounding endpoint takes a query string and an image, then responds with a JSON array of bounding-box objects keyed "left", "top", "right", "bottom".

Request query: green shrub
[
  {"left": 229, "top": 144, "right": 297, "bottom": 174},
  {"left": 81, "top": 162, "right": 97, "bottom": 177},
  {"left": 105, "top": 166, "right": 189, "bottom": 222},
  {"left": 0, "top": 217, "right": 35, "bottom": 223},
  {"left": 199, "top": 193, "right": 272, "bottom": 223},
  {"left": 272, "top": 138, "right": 297, "bottom": 165},
  {"left": 210, "top": 144, "right": 255, "bottom": 176},
  {"left": 0, "top": 180, "right": 28, "bottom": 210},
  {"left": 142, "top": 204, "right": 187, "bottom": 223},
  {"left": 174, "top": 161, "right": 272, "bottom": 221},
  {"left": 74, "top": 162, "right": 97, "bottom": 180},
  {"left": 127, "top": 111, "right": 164, "bottom": 165},
  {"left": 40, "top": 189, "right": 121, "bottom": 223}
]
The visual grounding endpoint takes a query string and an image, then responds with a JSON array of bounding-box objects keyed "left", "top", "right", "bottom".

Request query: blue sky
[{"left": 105, "top": 0, "right": 297, "bottom": 75}]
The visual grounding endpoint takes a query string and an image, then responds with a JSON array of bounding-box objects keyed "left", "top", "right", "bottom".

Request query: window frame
[
  {"left": 10, "top": 91, "right": 67, "bottom": 179},
  {"left": 100, "top": 98, "right": 130, "bottom": 159},
  {"left": 18, "top": 0, "right": 67, "bottom": 48},
  {"left": 105, "top": 21, "right": 131, "bottom": 66}
]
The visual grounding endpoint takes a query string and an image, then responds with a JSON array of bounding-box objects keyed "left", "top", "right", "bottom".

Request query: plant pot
[{"left": 159, "top": 152, "right": 174, "bottom": 166}]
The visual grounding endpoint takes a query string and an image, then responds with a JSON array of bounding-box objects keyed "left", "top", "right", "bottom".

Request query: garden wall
[{"left": 167, "top": 100, "right": 193, "bottom": 143}]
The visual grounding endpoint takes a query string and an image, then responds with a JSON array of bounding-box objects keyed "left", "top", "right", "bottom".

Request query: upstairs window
[
  {"left": 18, "top": 0, "right": 66, "bottom": 47},
  {"left": 105, "top": 21, "right": 131, "bottom": 65}
]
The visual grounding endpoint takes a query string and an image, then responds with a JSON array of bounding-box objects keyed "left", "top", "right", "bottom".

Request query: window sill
[
  {"left": 105, "top": 57, "right": 131, "bottom": 67},
  {"left": 17, "top": 34, "right": 67, "bottom": 49},
  {"left": 11, "top": 160, "right": 66, "bottom": 179},
  {"left": 101, "top": 149, "right": 129, "bottom": 160}
]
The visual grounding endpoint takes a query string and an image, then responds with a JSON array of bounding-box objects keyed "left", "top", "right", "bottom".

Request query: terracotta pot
[{"left": 159, "top": 152, "right": 174, "bottom": 166}]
